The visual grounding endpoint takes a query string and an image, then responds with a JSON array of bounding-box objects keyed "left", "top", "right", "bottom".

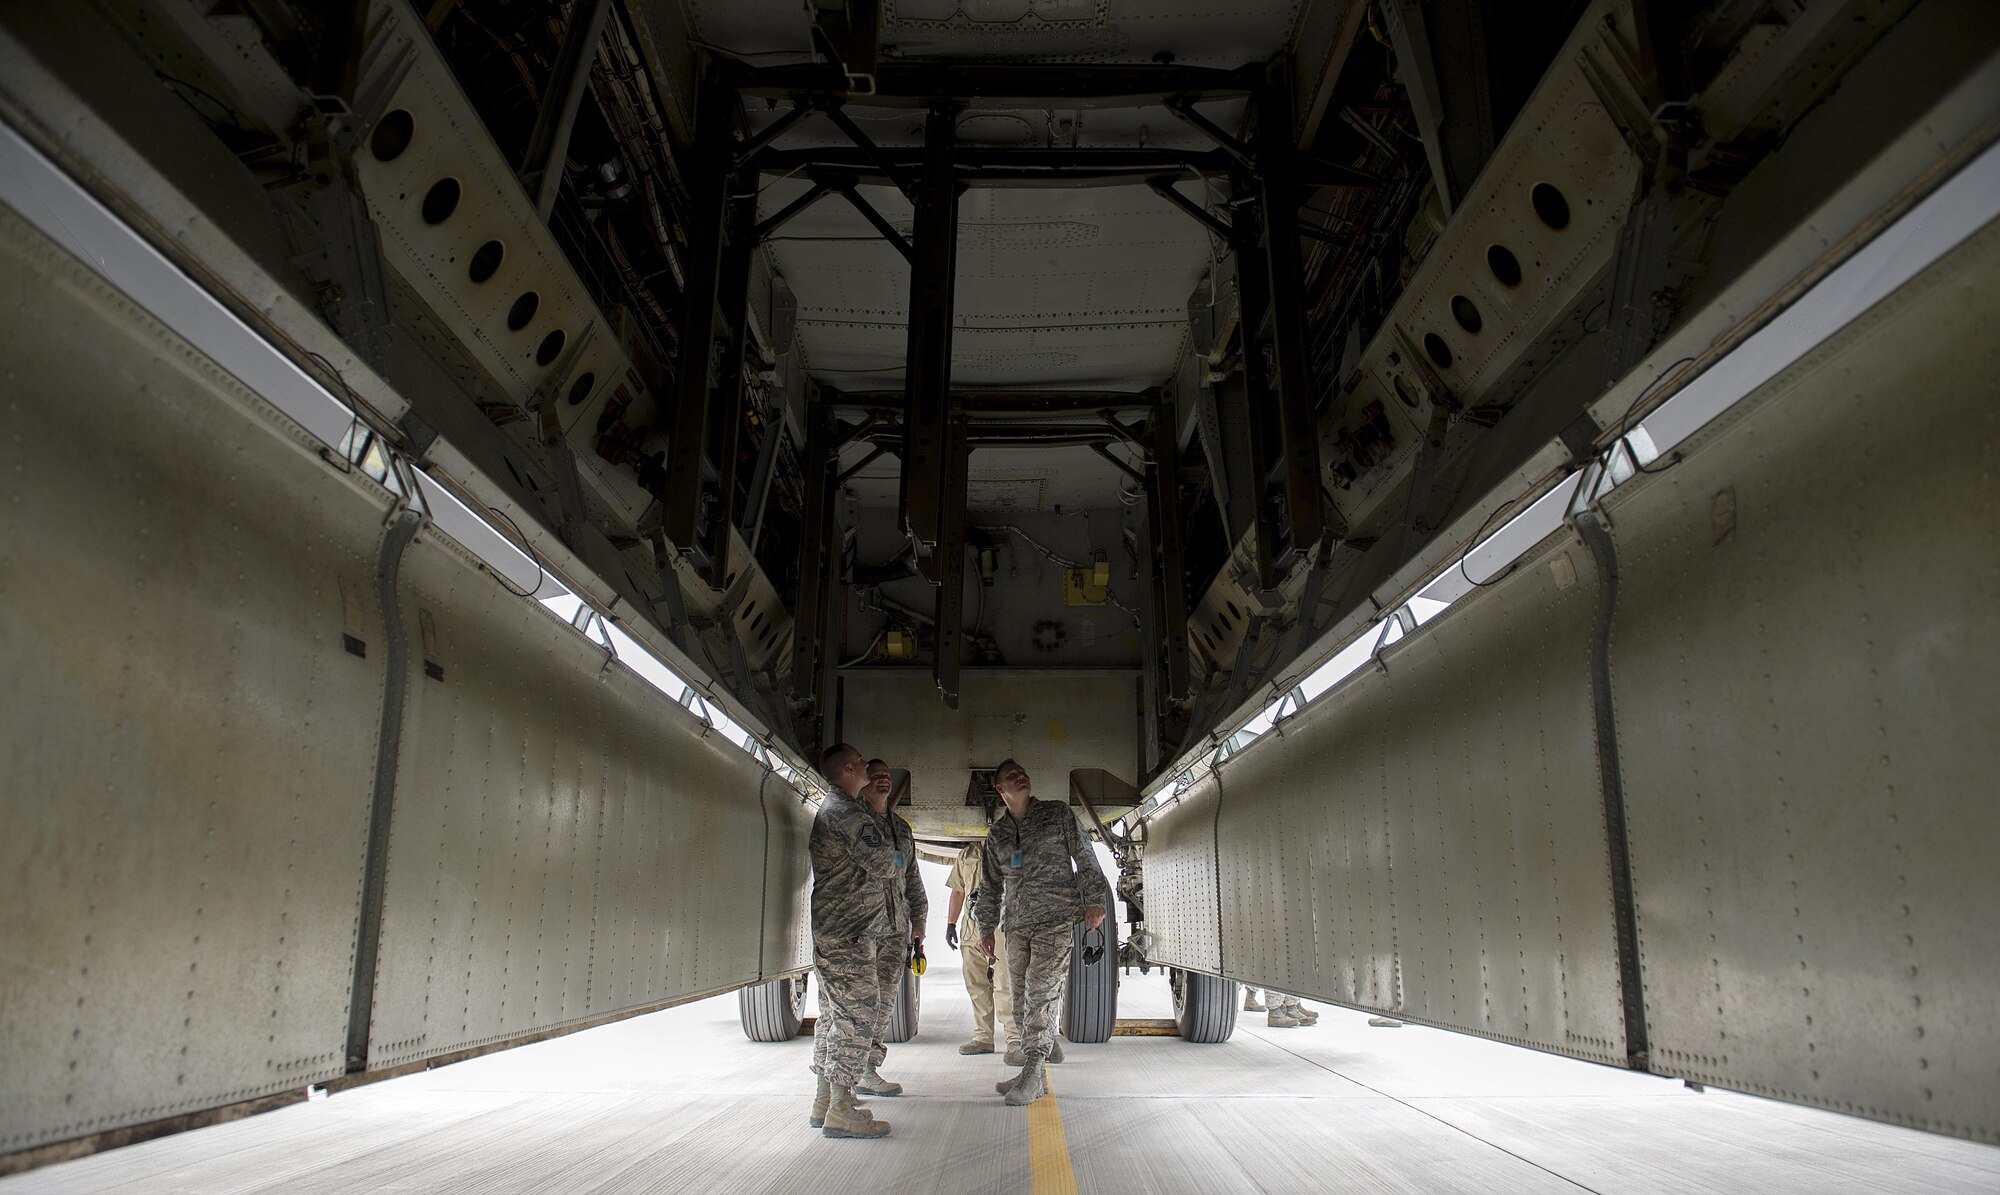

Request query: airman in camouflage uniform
[
  {"left": 859, "top": 759, "right": 927, "bottom": 1088},
  {"left": 976, "top": 758, "right": 1111, "bottom": 1106},
  {"left": 807, "top": 743, "right": 896, "bottom": 1139}
]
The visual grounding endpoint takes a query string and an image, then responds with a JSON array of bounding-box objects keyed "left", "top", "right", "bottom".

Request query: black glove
[{"left": 945, "top": 924, "right": 959, "bottom": 951}]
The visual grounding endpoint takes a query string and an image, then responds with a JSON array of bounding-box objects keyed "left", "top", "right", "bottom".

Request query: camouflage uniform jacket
[
  {"left": 810, "top": 790, "right": 898, "bottom": 944},
  {"left": 884, "top": 810, "right": 928, "bottom": 939},
  {"left": 975, "top": 796, "right": 1112, "bottom": 936}
]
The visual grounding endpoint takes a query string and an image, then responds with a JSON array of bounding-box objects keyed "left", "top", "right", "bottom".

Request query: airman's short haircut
[{"left": 819, "top": 742, "right": 859, "bottom": 779}]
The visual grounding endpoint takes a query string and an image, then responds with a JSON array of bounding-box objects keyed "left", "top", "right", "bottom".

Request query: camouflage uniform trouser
[
  {"left": 866, "top": 933, "right": 907, "bottom": 1070},
  {"left": 812, "top": 938, "right": 888, "bottom": 1087},
  {"left": 1007, "top": 921, "right": 1076, "bottom": 1066}
]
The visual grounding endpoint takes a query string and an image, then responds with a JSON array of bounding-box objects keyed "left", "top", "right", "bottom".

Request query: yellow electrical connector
[{"left": 1064, "top": 567, "right": 1110, "bottom": 605}]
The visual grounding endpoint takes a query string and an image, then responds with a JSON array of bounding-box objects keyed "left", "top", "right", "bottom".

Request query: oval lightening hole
[
  {"left": 1486, "top": 244, "right": 1522, "bottom": 287},
  {"left": 535, "top": 329, "right": 566, "bottom": 366},
  {"left": 1451, "top": 295, "right": 1483, "bottom": 335},
  {"left": 421, "top": 177, "right": 461, "bottom": 225},
  {"left": 1394, "top": 375, "right": 1419, "bottom": 409},
  {"left": 1424, "top": 332, "right": 1454, "bottom": 370},
  {"left": 1225, "top": 600, "right": 1241, "bottom": 620},
  {"left": 566, "top": 371, "right": 596, "bottom": 406},
  {"left": 469, "top": 239, "right": 504, "bottom": 283},
  {"left": 507, "top": 291, "right": 540, "bottom": 331},
  {"left": 1531, "top": 182, "right": 1571, "bottom": 230},
  {"left": 370, "top": 110, "right": 414, "bottom": 161}
]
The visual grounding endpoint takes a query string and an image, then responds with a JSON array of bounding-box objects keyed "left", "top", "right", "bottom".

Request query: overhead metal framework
[
  {"left": 668, "top": 43, "right": 1348, "bottom": 725},
  {"left": 732, "top": 61, "right": 1266, "bottom": 105},
  {"left": 664, "top": 71, "right": 759, "bottom": 589}
]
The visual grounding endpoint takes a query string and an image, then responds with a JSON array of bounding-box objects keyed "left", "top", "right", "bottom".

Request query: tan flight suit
[{"left": 947, "top": 843, "right": 1016, "bottom": 1049}]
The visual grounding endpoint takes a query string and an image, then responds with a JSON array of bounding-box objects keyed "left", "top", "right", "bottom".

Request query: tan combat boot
[
  {"left": 1267, "top": 1006, "right": 1304, "bottom": 1028},
  {"left": 1000, "top": 1062, "right": 1047, "bottom": 1106},
  {"left": 1047, "top": 1038, "right": 1065, "bottom": 1063},
  {"left": 854, "top": 1065, "right": 903, "bottom": 1096},
  {"left": 808, "top": 1074, "right": 830, "bottom": 1127},
  {"left": 821, "top": 1086, "right": 889, "bottom": 1139},
  {"left": 1243, "top": 990, "right": 1266, "bottom": 1012}
]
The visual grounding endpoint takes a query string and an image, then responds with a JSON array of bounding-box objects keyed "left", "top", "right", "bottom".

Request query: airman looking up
[
  {"left": 975, "top": 758, "right": 1111, "bottom": 1107},
  {"left": 858, "top": 758, "right": 926, "bottom": 1092},
  {"left": 807, "top": 743, "right": 896, "bottom": 1140}
]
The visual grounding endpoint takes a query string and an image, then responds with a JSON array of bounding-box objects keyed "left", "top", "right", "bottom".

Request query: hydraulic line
[
  {"left": 344, "top": 506, "right": 424, "bottom": 1072},
  {"left": 1572, "top": 509, "right": 1651, "bottom": 1070}
]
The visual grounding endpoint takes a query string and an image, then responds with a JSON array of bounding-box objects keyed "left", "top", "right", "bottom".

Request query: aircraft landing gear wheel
[
  {"left": 1062, "top": 922, "right": 1117, "bottom": 1043},
  {"left": 884, "top": 964, "right": 921, "bottom": 1043},
  {"left": 739, "top": 973, "right": 808, "bottom": 1042},
  {"left": 1170, "top": 969, "right": 1239, "bottom": 1043}
]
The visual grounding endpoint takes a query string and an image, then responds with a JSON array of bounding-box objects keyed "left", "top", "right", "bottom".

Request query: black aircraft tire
[
  {"left": 739, "top": 973, "right": 808, "bottom": 1042},
  {"left": 1172, "top": 969, "right": 1239, "bottom": 1044},
  {"left": 1062, "top": 922, "right": 1117, "bottom": 1043},
  {"left": 883, "top": 966, "right": 921, "bottom": 1043}
]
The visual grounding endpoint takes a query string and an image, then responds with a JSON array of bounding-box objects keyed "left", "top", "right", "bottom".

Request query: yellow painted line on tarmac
[{"left": 1027, "top": 1071, "right": 1079, "bottom": 1195}]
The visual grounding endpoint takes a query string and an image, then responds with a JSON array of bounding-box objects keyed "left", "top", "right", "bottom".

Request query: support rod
[
  {"left": 1099, "top": 410, "right": 1152, "bottom": 453},
  {"left": 1252, "top": 72, "right": 1327, "bottom": 558},
  {"left": 703, "top": 182, "right": 759, "bottom": 587},
  {"left": 836, "top": 443, "right": 892, "bottom": 485},
  {"left": 1147, "top": 398, "right": 1191, "bottom": 700},
  {"left": 1089, "top": 442, "right": 1147, "bottom": 486},
  {"left": 823, "top": 104, "right": 915, "bottom": 197},
  {"left": 832, "top": 412, "right": 885, "bottom": 450},
  {"left": 744, "top": 417, "right": 786, "bottom": 554},
  {"left": 1231, "top": 171, "right": 1284, "bottom": 595},
  {"left": 734, "top": 101, "right": 817, "bottom": 167},
  {"left": 754, "top": 180, "right": 832, "bottom": 241},
  {"left": 735, "top": 61, "right": 1264, "bottom": 105},
  {"left": 662, "top": 74, "right": 739, "bottom": 558},
  {"left": 933, "top": 404, "right": 969, "bottom": 707},
  {"left": 899, "top": 102, "right": 960, "bottom": 575},
  {"left": 1164, "top": 99, "right": 1257, "bottom": 167},
  {"left": 1146, "top": 176, "right": 1237, "bottom": 244},
  {"left": 1296, "top": 155, "right": 1381, "bottom": 189},
  {"left": 787, "top": 397, "right": 836, "bottom": 727},
  {"left": 835, "top": 390, "right": 1161, "bottom": 412},
  {"left": 519, "top": 0, "right": 612, "bottom": 219},
  {"left": 753, "top": 146, "right": 1233, "bottom": 180},
  {"left": 833, "top": 184, "right": 915, "bottom": 261}
]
